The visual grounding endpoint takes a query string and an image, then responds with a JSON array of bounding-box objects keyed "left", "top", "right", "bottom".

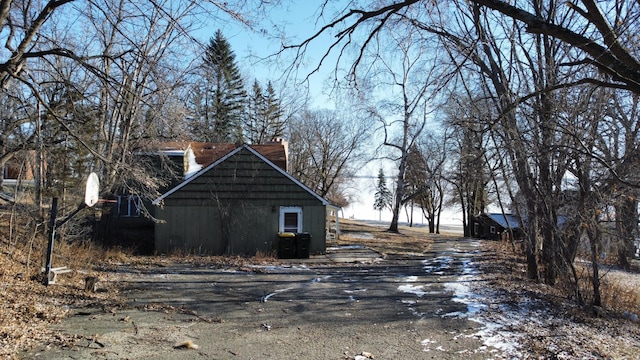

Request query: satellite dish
[{"left": 84, "top": 172, "right": 100, "bottom": 207}]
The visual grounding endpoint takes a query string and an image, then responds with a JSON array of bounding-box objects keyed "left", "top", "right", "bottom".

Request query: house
[
  {"left": 472, "top": 213, "right": 523, "bottom": 241},
  {"left": 1, "top": 150, "right": 37, "bottom": 203},
  {"left": 101, "top": 139, "right": 295, "bottom": 253},
  {"left": 152, "top": 143, "right": 337, "bottom": 256}
]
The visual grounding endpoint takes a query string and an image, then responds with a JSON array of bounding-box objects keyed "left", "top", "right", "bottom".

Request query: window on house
[
  {"left": 490, "top": 226, "right": 496, "bottom": 234},
  {"left": 280, "top": 206, "right": 302, "bottom": 233},
  {"left": 117, "top": 195, "right": 141, "bottom": 217}
]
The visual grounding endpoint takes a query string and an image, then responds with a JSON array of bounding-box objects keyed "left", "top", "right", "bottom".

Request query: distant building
[{"left": 472, "top": 213, "right": 523, "bottom": 241}]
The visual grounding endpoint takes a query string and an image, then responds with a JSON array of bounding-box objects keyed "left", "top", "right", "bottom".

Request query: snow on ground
[
  {"left": 396, "top": 242, "right": 640, "bottom": 359},
  {"left": 326, "top": 244, "right": 369, "bottom": 251},
  {"left": 261, "top": 287, "right": 295, "bottom": 302},
  {"left": 247, "top": 264, "right": 311, "bottom": 272},
  {"left": 397, "top": 240, "right": 528, "bottom": 358},
  {"left": 441, "top": 243, "right": 527, "bottom": 358}
]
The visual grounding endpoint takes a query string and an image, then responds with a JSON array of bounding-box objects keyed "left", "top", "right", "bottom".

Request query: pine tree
[
  {"left": 245, "top": 80, "right": 264, "bottom": 144},
  {"left": 245, "top": 79, "right": 285, "bottom": 144},
  {"left": 193, "top": 29, "right": 246, "bottom": 143},
  {"left": 373, "top": 168, "right": 392, "bottom": 221},
  {"left": 263, "top": 81, "right": 285, "bottom": 139}
]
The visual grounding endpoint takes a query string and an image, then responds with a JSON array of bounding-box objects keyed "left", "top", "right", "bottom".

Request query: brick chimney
[{"left": 269, "top": 137, "right": 289, "bottom": 172}]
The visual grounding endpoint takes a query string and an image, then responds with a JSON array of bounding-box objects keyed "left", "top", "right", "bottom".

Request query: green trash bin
[
  {"left": 278, "top": 232, "right": 296, "bottom": 259},
  {"left": 295, "top": 232, "right": 311, "bottom": 259}
]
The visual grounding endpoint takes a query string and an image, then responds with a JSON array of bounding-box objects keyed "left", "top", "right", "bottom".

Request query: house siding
[
  {"left": 472, "top": 213, "right": 523, "bottom": 241},
  {"left": 155, "top": 147, "right": 327, "bottom": 256}
]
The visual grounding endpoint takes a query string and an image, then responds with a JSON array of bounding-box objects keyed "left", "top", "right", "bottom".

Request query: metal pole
[
  {"left": 43, "top": 198, "right": 58, "bottom": 286},
  {"left": 56, "top": 202, "right": 87, "bottom": 228}
]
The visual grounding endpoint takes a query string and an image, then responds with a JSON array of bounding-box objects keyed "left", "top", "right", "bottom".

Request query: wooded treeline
[
  {"left": 0, "top": 0, "right": 368, "bottom": 218},
  {"left": 285, "top": 0, "right": 640, "bottom": 308},
  {"left": 1, "top": 0, "right": 640, "bottom": 308}
]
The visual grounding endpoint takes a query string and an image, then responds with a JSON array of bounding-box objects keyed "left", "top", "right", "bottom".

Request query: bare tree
[
  {"left": 0, "top": 0, "right": 260, "bottom": 201},
  {"left": 285, "top": 1, "right": 640, "bottom": 95},
  {"left": 288, "top": 108, "right": 369, "bottom": 207},
  {"left": 278, "top": 0, "right": 640, "bottom": 306},
  {"left": 369, "top": 16, "right": 447, "bottom": 232},
  {"left": 472, "top": 0, "right": 640, "bottom": 94},
  {"left": 425, "top": 134, "right": 449, "bottom": 234},
  {"left": 442, "top": 94, "right": 492, "bottom": 237},
  {"left": 592, "top": 90, "right": 640, "bottom": 269},
  {"left": 79, "top": 0, "right": 200, "bottom": 198}
]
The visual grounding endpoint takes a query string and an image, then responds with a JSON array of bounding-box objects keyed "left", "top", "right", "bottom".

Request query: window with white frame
[
  {"left": 279, "top": 206, "right": 302, "bottom": 233},
  {"left": 117, "top": 195, "right": 141, "bottom": 217},
  {"left": 490, "top": 225, "right": 496, "bottom": 234}
]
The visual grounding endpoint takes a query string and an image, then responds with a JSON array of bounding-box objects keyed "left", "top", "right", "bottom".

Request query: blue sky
[
  {"left": 193, "top": 1, "right": 340, "bottom": 107},
  {"left": 192, "top": 2, "right": 462, "bottom": 224}
]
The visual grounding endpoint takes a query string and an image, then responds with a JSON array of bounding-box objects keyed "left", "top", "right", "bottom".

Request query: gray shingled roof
[{"left": 486, "top": 213, "right": 521, "bottom": 229}]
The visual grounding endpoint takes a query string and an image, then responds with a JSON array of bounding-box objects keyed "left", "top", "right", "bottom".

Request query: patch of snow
[
  {"left": 438, "top": 253, "right": 525, "bottom": 358},
  {"left": 261, "top": 287, "right": 294, "bottom": 302},
  {"left": 398, "top": 241, "right": 525, "bottom": 358},
  {"left": 184, "top": 146, "right": 203, "bottom": 179},
  {"left": 407, "top": 306, "right": 427, "bottom": 319},
  {"left": 421, "top": 338, "right": 436, "bottom": 345},
  {"left": 422, "top": 256, "right": 454, "bottom": 274},
  {"left": 398, "top": 284, "right": 429, "bottom": 297},
  {"left": 343, "top": 288, "right": 367, "bottom": 294},
  {"left": 443, "top": 273, "right": 487, "bottom": 317},
  {"left": 470, "top": 319, "right": 522, "bottom": 355},
  {"left": 327, "top": 244, "right": 368, "bottom": 251},
  {"left": 311, "top": 275, "right": 332, "bottom": 283},
  {"left": 248, "top": 264, "right": 310, "bottom": 272}
]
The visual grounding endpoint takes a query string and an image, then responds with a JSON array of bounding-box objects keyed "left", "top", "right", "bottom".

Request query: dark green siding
[{"left": 155, "top": 147, "right": 327, "bottom": 255}]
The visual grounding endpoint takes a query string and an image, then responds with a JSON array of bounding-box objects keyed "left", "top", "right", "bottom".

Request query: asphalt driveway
[{"left": 25, "top": 237, "right": 502, "bottom": 359}]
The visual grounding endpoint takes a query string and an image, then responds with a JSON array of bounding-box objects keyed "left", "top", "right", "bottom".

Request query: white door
[{"left": 279, "top": 206, "right": 302, "bottom": 233}]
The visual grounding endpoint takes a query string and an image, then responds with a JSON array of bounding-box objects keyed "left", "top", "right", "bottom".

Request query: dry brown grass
[
  {"left": 0, "top": 245, "right": 123, "bottom": 359},
  {"left": 0, "top": 213, "right": 126, "bottom": 359},
  {"left": 477, "top": 240, "right": 640, "bottom": 358},
  {"left": 572, "top": 262, "right": 640, "bottom": 315},
  {"left": 337, "top": 219, "right": 444, "bottom": 256},
  {"left": 2, "top": 214, "right": 639, "bottom": 358},
  {"left": 480, "top": 239, "right": 640, "bottom": 317},
  {"left": 254, "top": 249, "right": 277, "bottom": 260}
]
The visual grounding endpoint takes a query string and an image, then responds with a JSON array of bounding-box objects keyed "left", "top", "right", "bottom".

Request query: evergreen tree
[
  {"left": 245, "top": 79, "right": 285, "bottom": 144},
  {"left": 373, "top": 168, "right": 392, "bottom": 221},
  {"left": 245, "top": 80, "right": 264, "bottom": 143},
  {"left": 263, "top": 81, "right": 285, "bottom": 139},
  {"left": 192, "top": 29, "right": 246, "bottom": 143}
]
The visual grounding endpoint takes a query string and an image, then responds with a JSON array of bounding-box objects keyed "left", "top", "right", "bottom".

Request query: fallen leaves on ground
[{"left": 1, "top": 219, "right": 639, "bottom": 359}]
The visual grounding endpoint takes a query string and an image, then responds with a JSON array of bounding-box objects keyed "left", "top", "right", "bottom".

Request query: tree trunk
[
  {"left": 409, "top": 201, "right": 414, "bottom": 227},
  {"left": 616, "top": 195, "right": 637, "bottom": 269},
  {"left": 389, "top": 149, "right": 409, "bottom": 233},
  {"left": 588, "top": 224, "right": 602, "bottom": 307}
]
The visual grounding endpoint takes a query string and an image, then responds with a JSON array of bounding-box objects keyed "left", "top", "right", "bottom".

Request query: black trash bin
[
  {"left": 278, "top": 232, "right": 296, "bottom": 259},
  {"left": 295, "top": 232, "right": 311, "bottom": 259}
]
